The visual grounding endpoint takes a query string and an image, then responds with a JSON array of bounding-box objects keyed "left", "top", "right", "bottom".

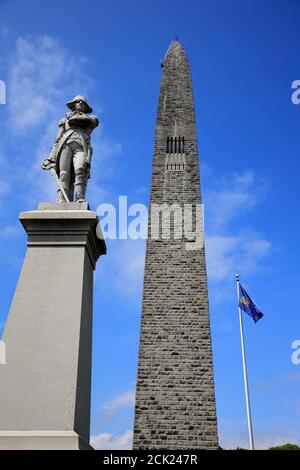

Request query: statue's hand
[
  {"left": 67, "top": 114, "right": 78, "bottom": 122},
  {"left": 41, "top": 158, "right": 55, "bottom": 171}
]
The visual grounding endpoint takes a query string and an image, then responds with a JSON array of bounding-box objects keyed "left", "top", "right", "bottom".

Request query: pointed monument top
[
  {"left": 163, "top": 39, "right": 187, "bottom": 62},
  {"left": 158, "top": 39, "right": 195, "bottom": 132}
]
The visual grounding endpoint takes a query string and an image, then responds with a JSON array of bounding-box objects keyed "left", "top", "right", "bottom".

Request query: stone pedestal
[{"left": 0, "top": 203, "right": 106, "bottom": 450}]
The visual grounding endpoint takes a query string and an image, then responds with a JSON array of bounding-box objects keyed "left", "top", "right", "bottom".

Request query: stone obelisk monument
[
  {"left": 133, "top": 41, "right": 218, "bottom": 449},
  {"left": 0, "top": 96, "right": 106, "bottom": 450}
]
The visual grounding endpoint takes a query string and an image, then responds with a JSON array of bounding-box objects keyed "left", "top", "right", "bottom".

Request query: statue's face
[{"left": 75, "top": 100, "right": 86, "bottom": 112}]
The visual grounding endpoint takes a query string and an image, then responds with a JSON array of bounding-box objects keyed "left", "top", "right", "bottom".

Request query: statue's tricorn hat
[{"left": 66, "top": 95, "right": 93, "bottom": 113}]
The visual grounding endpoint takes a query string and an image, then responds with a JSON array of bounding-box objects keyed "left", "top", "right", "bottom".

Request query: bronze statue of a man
[{"left": 42, "top": 95, "right": 99, "bottom": 203}]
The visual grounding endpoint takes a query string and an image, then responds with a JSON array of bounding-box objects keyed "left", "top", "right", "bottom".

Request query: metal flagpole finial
[{"left": 235, "top": 273, "right": 240, "bottom": 281}]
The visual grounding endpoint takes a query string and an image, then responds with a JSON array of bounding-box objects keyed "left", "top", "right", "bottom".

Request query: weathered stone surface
[
  {"left": 0, "top": 431, "right": 93, "bottom": 450},
  {"left": 0, "top": 206, "right": 106, "bottom": 450},
  {"left": 41, "top": 95, "right": 99, "bottom": 203},
  {"left": 133, "top": 41, "right": 218, "bottom": 449},
  {"left": 38, "top": 202, "right": 90, "bottom": 211}
]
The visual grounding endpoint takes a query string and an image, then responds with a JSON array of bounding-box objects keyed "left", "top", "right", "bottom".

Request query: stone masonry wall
[{"left": 133, "top": 41, "right": 218, "bottom": 450}]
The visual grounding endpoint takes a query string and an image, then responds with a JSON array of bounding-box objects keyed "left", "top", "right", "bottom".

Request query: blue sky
[{"left": 0, "top": 0, "right": 300, "bottom": 449}]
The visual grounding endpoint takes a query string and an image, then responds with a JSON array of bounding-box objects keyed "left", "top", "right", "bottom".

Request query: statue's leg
[
  {"left": 68, "top": 163, "right": 75, "bottom": 202},
  {"left": 57, "top": 144, "right": 72, "bottom": 202},
  {"left": 73, "top": 146, "right": 87, "bottom": 203}
]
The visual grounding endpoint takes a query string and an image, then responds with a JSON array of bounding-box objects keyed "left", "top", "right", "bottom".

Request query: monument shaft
[{"left": 133, "top": 41, "right": 218, "bottom": 449}]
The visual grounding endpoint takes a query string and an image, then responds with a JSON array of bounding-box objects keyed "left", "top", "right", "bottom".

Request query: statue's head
[{"left": 66, "top": 95, "right": 93, "bottom": 113}]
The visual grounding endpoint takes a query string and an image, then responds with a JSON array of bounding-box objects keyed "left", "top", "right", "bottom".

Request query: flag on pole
[{"left": 239, "top": 284, "right": 264, "bottom": 323}]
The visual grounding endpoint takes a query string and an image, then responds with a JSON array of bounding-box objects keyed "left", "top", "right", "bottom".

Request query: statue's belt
[{"left": 55, "top": 129, "right": 91, "bottom": 161}]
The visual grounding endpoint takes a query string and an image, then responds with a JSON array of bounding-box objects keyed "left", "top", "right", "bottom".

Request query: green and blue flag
[{"left": 239, "top": 284, "right": 264, "bottom": 323}]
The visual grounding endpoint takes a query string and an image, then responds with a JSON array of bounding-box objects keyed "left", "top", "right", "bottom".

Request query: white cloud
[
  {"left": 91, "top": 426, "right": 300, "bottom": 450},
  {"left": 8, "top": 35, "right": 93, "bottom": 134},
  {"left": 2, "top": 35, "right": 91, "bottom": 203},
  {"left": 100, "top": 390, "right": 135, "bottom": 419},
  {"left": 2, "top": 35, "right": 121, "bottom": 206},
  {"left": 94, "top": 169, "right": 270, "bottom": 302},
  {"left": 86, "top": 131, "right": 123, "bottom": 208},
  {"left": 91, "top": 430, "right": 133, "bottom": 450},
  {"left": 219, "top": 429, "right": 300, "bottom": 450},
  {"left": 206, "top": 232, "right": 271, "bottom": 281},
  {"left": 205, "top": 170, "right": 267, "bottom": 232},
  {"left": 204, "top": 169, "right": 272, "bottom": 287}
]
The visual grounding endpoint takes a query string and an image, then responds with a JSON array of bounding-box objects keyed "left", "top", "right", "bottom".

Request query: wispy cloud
[
  {"left": 100, "top": 389, "right": 136, "bottom": 419},
  {"left": 1, "top": 35, "right": 121, "bottom": 207},
  {"left": 91, "top": 430, "right": 133, "bottom": 450},
  {"left": 204, "top": 168, "right": 272, "bottom": 289},
  {"left": 205, "top": 170, "right": 267, "bottom": 232},
  {"left": 206, "top": 231, "right": 271, "bottom": 281},
  {"left": 87, "top": 130, "right": 123, "bottom": 208},
  {"left": 8, "top": 35, "right": 93, "bottom": 134}
]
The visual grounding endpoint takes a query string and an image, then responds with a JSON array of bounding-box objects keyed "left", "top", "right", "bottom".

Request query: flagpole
[{"left": 235, "top": 274, "right": 255, "bottom": 450}]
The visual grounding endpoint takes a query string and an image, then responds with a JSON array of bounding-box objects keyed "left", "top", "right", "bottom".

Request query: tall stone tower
[{"left": 133, "top": 41, "right": 218, "bottom": 449}]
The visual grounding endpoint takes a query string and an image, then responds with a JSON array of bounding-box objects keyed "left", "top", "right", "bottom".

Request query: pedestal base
[{"left": 0, "top": 431, "right": 93, "bottom": 450}]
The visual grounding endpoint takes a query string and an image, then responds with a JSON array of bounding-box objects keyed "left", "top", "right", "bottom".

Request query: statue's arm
[
  {"left": 89, "top": 115, "right": 99, "bottom": 129},
  {"left": 48, "top": 119, "right": 65, "bottom": 160},
  {"left": 41, "top": 118, "right": 65, "bottom": 170},
  {"left": 67, "top": 113, "right": 99, "bottom": 129}
]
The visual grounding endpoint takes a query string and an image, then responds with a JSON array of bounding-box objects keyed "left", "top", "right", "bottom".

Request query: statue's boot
[{"left": 74, "top": 168, "right": 87, "bottom": 203}]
